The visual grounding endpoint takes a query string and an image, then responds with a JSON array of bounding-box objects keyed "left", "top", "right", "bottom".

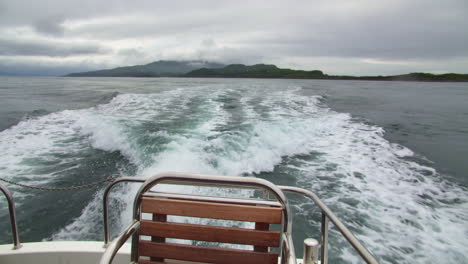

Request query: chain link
[{"left": 0, "top": 176, "right": 116, "bottom": 191}]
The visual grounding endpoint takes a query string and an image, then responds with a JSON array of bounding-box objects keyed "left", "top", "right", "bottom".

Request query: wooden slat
[
  {"left": 141, "top": 197, "right": 282, "bottom": 224},
  {"left": 139, "top": 241, "right": 279, "bottom": 264},
  {"left": 139, "top": 261, "right": 164, "bottom": 264},
  {"left": 139, "top": 260, "right": 194, "bottom": 264},
  {"left": 140, "top": 220, "right": 280, "bottom": 247},
  {"left": 254, "top": 222, "right": 270, "bottom": 252},
  {"left": 139, "top": 260, "right": 196, "bottom": 264}
]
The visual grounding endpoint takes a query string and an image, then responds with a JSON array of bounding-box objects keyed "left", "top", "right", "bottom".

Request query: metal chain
[{"left": 0, "top": 176, "right": 116, "bottom": 191}]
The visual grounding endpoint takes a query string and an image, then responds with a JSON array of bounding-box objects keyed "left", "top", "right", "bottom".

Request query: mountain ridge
[
  {"left": 65, "top": 60, "right": 468, "bottom": 82},
  {"left": 184, "top": 64, "right": 468, "bottom": 82},
  {"left": 185, "top": 63, "right": 325, "bottom": 79},
  {"left": 65, "top": 60, "right": 225, "bottom": 77}
]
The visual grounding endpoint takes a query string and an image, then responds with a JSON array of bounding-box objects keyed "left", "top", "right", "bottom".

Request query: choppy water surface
[{"left": 0, "top": 77, "right": 467, "bottom": 263}]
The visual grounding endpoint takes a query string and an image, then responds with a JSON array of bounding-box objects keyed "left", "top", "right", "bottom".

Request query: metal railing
[
  {"left": 102, "top": 177, "right": 146, "bottom": 246},
  {"left": 102, "top": 176, "right": 276, "bottom": 245},
  {"left": 279, "top": 186, "right": 379, "bottom": 264},
  {"left": 130, "top": 173, "right": 295, "bottom": 263},
  {"left": 102, "top": 173, "right": 378, "bottom": 264},
  {"left": 0, "top": 184, "right": 21, "bottom": 249},
  {"left": 102, "top": 172, "right": 297, "bottom": 264},
  {"left": 1, "top": 173, "right": 378, "bottom": 264},
  {"left": 100, "top": 220, "right": 140, "bottom": 264}
]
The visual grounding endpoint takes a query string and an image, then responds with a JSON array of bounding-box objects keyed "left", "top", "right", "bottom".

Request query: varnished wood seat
[
  {"left": 100, "top": 173, "right": 296, "bottom": 264},
  {"left": 138, "top": 197, "right": 282, "bottom": 264}
]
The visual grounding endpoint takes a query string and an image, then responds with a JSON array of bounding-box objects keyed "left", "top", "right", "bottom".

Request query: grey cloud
[
  {"left": 64, "top": 10, "right": 241, "bottom": 40},
  {"left": 0, "top": 38, "right": 110, "bottom": 57},
  {"left": 248, "top": 29, "right": 468, "bottom": 61},
  {"left": 0, "top": 0, "right": 467, "bottom": 75},
  {"left": 227, "top": 2, "right": 468, "bottom": 61},
  {"left": 33, "top": 15, "right": 65, "bottom": 36},
  {"left": 117, "top": 48, "right": 145, "bottom": 57},
  {"left": 193, "top": 45, "right": 264, "bottom": 65},
  {"left": 57, "top": 1, "right": 468, "bottom": 61},
  {"left": 0, "top": 0, "right": 228, "bottom": 27},
  {"left": 0, "top": 60, "right": 102, "bottom": 76},
  {"left": 116, "top": 48, "right": 152, "bottom": 65}
]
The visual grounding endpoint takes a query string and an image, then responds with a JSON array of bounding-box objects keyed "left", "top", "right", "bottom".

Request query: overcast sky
[{"left": 0, "top": 0, "right": 467, "bottom": 76}]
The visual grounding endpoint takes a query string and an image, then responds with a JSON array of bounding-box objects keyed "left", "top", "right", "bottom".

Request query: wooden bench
[
  {"left": 137, "top": 197, "right": 283, "bottom": 264},
  {"left": 100, "top": 173, "right": 295, "bottom": 264}
]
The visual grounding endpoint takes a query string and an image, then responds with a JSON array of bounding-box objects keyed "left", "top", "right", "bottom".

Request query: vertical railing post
[
  {"left": 0, "top": 184, "right": 21, "bottom": 249},
  {"left": 320, "top": 212, "right": 329, "bottom": 264},
  {"left": 102, "top": 177, "right": 146, "bottom": 247},
  {"left": 303, "top": 238, "right": 319, "bottom": 264},
  {"left": 279, "top": 186, "right": 379, "bottom": 264}
]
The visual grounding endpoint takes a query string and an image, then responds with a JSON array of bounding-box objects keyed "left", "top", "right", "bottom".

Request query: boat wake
[{"left": 0, "top": 82, "right": 466, "bottom": 263}]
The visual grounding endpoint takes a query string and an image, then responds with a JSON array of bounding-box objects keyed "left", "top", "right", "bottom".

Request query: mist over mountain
[{"left": 65, "top": 60, "right": 225, "bottom": 77}]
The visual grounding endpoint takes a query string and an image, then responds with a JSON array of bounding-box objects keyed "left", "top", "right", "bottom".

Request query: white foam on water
[
  {"left": 246, "top": 88, "right": 468, "bottom": 264},
  {"left": 0, "top": 87, "right": 198, "bottom": 214},
  {"left": 294, "top": 116, "right": 468, "bottom": 264},
  {"left": 141, "top": 85, "right": 466, "bottom": 263},
  {"left": 0, "top": 110, "right": 88, "bottom": 202},
  {"left": 3, "top": 82, "right": 465, "bottom": 263},
  {"left": 49, "top": 86, "right": 237, "bottom": 241}
]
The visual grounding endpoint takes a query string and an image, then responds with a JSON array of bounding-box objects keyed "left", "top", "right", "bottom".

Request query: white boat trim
[
  {"left": 0, "top": 241, "right": 306, "bottom": 264},
  {"left": 0, "top": 241, "right": 130, "bottom": 264}
]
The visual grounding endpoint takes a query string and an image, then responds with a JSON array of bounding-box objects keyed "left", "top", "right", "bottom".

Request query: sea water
[{"left": 0, "top": 77, "right": 467, "bottom": 263}]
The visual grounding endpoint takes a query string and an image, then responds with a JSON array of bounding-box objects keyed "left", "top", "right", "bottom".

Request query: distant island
[
  {"left": 65, "top": 60, "right": 225, "bottom": 77},
  {"left": 66, "top": 60, "right": 468, "bottom": 82},
  {"left": 185, "top": 64, "right": 325, "bottom": 79}
]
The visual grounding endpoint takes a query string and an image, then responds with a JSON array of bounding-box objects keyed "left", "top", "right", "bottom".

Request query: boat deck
[{"left": 0, "top": 241, "right": 306, "bottom": 264}]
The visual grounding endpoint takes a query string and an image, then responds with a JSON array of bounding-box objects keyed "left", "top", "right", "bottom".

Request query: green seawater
[{"left": 0, "top": 77, "right": 467, "bottom": 263}]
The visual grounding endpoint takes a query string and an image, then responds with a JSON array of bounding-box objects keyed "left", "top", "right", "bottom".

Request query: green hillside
[
  {"left": 66, "top": 61, "right": 468, "bottom": 82},
  {"left": 186, "top": 64, "right": 468, "bottom": 82},
  {"left": 185, "top": 64, "right": 325, "bottom": 79},
  {"left": 66, "top": 60, "right": 225, "bottom": 77}
]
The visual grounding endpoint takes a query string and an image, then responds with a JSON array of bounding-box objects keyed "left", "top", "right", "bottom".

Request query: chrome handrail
[
  {"left": 99, "top": 220, "right": 140, "bottom": 264},
  {"left": 279, "top": 186, "right": 379, "bottom": 264},
  {"left": 103, "top": 177, "right": 146, "bottom": 246},
  {"left": 281, "top": 232, "right": 298, "bottom": 264},
  {"left": 0, "top": 184, "right": 21, "bottom": 249},
  {"left": 102, "top": 174, "right": 378, "bottom": 264},
  {"left": 102, "top": 175, "right": 291, "bottom": 246}
]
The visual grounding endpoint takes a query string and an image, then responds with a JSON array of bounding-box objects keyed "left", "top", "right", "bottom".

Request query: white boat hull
[
  {"left": 0, "top": 241, "right": 306, "bottom": 264},
  {"left": 0, "top": 241, "right": 130, "bottom": 264}
]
